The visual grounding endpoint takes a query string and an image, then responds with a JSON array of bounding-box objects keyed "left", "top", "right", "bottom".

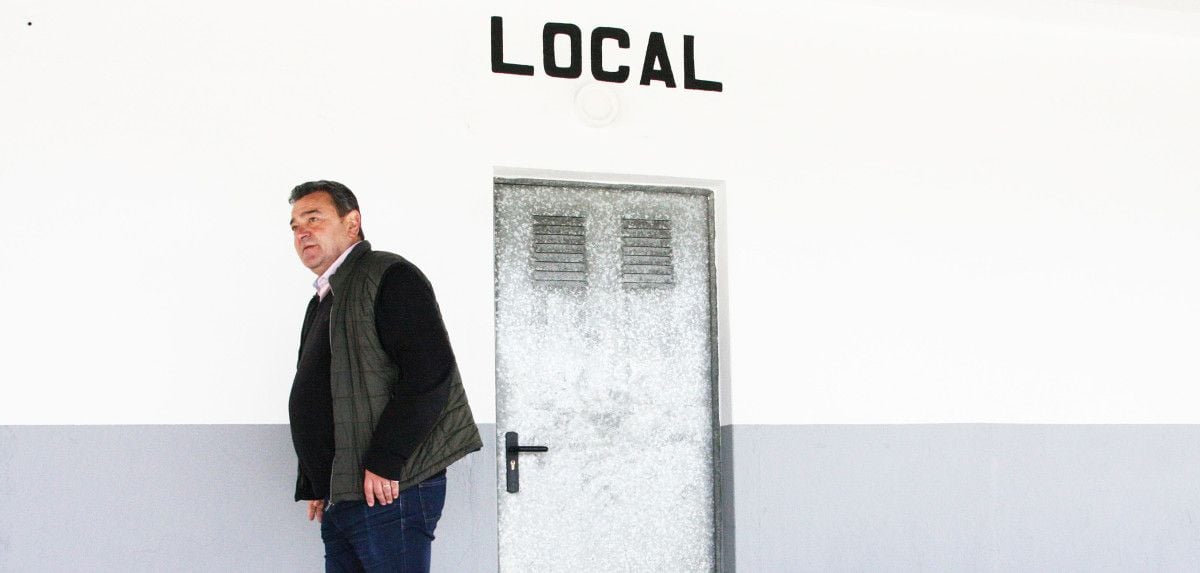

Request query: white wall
[{"left": 2, "top": 0, "right": 1198, "bottom": 425}]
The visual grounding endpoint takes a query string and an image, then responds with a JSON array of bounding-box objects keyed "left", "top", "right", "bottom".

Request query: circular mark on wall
[{"left": 574, "top": 82, "right": 620, "bottom": 127}]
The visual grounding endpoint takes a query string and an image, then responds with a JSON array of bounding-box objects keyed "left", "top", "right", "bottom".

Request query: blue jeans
[{"left": 320, "top": 473, "right": 447, "bottom": 573}]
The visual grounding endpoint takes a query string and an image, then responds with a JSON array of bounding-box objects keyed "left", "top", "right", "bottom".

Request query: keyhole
[{"left": 509, "top": 460, "right": 517, "bottom": 470}]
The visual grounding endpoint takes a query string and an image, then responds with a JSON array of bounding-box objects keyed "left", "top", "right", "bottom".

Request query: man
[{"left": 287, "top": 180, "right": 482, "bottom": 572}]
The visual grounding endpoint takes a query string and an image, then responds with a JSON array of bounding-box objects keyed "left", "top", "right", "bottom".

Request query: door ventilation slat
[
  {"left": 621, "top": 218, "right": 673, "bottom": 287},
  {"left": 532, "top": 215, "right": 587, "bottom": 285},
  {"left": 622, "top": 237, "right": 671, "bottom": 248}
]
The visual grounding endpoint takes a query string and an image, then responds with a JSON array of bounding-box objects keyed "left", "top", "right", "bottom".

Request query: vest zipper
[{"left": 327, "top": 297, "right": 337, "bottom": 508}]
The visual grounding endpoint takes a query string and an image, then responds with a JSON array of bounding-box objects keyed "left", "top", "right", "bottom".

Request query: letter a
[{"left": 639, "top": 32, "right": 676, "bottom": 88}]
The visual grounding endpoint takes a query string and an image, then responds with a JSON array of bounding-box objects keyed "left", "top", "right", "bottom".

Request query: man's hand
[
  {"left": 306, "top": 500, "right": 324, "bottom": 522},
  {"left": 364, "top": 469, "right": 401, "bottom": 507}
]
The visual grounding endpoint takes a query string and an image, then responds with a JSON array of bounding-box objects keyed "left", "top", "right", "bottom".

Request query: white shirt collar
[{"left": 313, "top": 241, "right": 362, "bottom": 300}]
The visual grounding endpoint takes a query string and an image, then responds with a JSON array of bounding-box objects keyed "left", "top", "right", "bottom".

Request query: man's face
[{"left": 290, "top": 192, "right": 360, "bottom": 276}]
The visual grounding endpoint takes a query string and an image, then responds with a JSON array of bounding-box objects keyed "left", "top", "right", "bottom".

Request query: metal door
[{"left": 494, "top": 179, "right": 720, "bottom": 572}]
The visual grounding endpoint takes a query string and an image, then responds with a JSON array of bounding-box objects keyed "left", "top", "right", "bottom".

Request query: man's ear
[{"left": 346, "top": 210, "right": 361, "bottom": 237}]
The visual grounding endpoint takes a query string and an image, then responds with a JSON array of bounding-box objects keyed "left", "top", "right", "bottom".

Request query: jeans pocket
[
  {"left": 364, "top": 499, "right": 409, "bottom": 562},
  {"left": 417, "top": 476, "right": 447, "bottom": 535}
]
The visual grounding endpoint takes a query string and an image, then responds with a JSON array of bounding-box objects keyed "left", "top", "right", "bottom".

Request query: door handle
[{"left": 505, "top": 431, "right": 549, "bottom": 493}]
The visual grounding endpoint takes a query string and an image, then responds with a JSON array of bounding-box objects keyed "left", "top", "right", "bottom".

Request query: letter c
[{"left": 590, "top": 27, "right": 630, "bottom": 83}]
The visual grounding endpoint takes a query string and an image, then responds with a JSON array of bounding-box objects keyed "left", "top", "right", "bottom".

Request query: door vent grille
[
  {"left": 531, "top": 215, "right": 587, "bottom": 285},
  {"left": 621, "top": 218, "right": 673, "bottom": 286}
]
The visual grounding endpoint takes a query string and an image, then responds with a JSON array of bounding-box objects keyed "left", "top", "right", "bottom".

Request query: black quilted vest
[{"left": 323, "top": 241, "right": 483, "bottom": 502}]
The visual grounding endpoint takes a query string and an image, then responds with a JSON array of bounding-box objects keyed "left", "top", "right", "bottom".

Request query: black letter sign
[
  {"left": 639, "top": 32, "right": 676, "bottom": 88},
  {"left": 683, "top": 35, "right": 722, "bottom": 92},
  {"left": 543, "top": 22, "right": 583, "bottom": 79},
  {"left": 491, "top": 16, "right": 534, "bottom": 76},
  {"left": 590, "top": 27, "right": 630, "bottom": 83}
]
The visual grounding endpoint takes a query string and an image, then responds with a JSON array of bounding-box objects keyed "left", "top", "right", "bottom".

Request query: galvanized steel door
[{"left": 494, "top": 179, "right": 720, "bottom": 572}]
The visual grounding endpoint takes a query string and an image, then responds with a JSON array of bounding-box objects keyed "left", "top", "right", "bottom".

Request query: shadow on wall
[{"left": 721, "top": 424, "right": 737, "bottom": 572}]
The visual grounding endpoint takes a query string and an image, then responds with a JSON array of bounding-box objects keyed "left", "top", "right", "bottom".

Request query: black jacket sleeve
[
  {"left": 294, "top": 462, "right": 318, "bottom": 501},
  {"left": 362, "top": 260, "right": 454, "bottom": 479}
]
